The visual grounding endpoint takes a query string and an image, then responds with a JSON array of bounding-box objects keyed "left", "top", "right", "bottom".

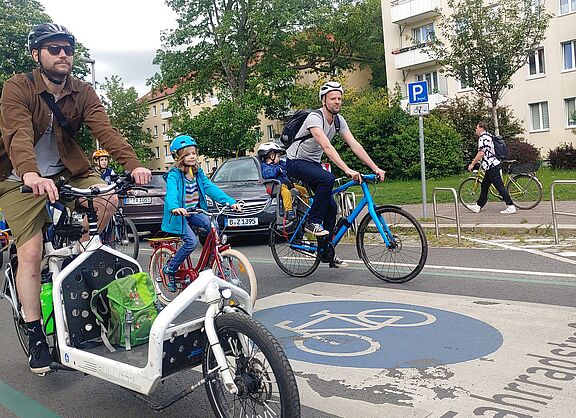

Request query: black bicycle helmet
[{"left": 28, "top": 23, "right": 75, "bottom": 52}]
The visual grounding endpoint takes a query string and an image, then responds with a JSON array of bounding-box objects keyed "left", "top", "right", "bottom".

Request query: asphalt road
[{"left": 1, "top": 235, "right": 575, "bottom": 417}]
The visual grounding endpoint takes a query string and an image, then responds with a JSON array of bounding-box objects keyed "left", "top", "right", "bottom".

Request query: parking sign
[{"left": 408, "top": 81, "right": 429, "bottom": 104}]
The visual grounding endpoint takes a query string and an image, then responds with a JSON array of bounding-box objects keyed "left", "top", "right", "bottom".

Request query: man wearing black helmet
[
  {"left": 286, "top": 81, "right": 386, "bottom": 267},
  {"left": 0, "top": 23, "right": 152, "bottom": 374}
]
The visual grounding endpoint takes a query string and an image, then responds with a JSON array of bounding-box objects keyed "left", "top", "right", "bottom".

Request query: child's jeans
[{"left": 167, "top": 213, "right": 212, "bottom": 272}]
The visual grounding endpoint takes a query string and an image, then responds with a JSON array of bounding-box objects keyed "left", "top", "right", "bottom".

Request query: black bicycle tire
[
  {"left": 268, "top": 220, "right": 320, "bottom": 277},
  {"left": 458, "top": 177, "right": 482, "bottom": 208},
  {"left": 356, "top": 206, "right": 428, "bottom": 283},
  {"left": 508, "top": 174, "right": 543, "bottom": 210},
  {"left": 107, "top": 216, "right": 139, "bottom": 259},
  {"left": 202, "top": 312, "right": 301, "bottom": 418}
]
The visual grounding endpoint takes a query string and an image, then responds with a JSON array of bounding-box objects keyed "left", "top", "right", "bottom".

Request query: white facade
[{"left": 382, "top": 0, "right": 576, "bottom": 155}]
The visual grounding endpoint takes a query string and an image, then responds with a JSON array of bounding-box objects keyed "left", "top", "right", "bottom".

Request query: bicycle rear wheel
[
  {"left": 507, "top": 174, "right": 542, "bottom": 210},
  {"left": 458, "top": 177, "right": 481, "bottom": 207},
  {"left": 269, "top": 219, "right": 320, "bottom": 277},
  {"left": 212, "top": 249, "right": 257, "bottom": 307},
  {"left": 105, "top": 216, "right": 139, "bottom": 259},
  {"left": 203, "top": 312, "right": 301, "bottom": 418},
  {"left": 149, "top": 246, "right": 183, "bottom": 305},
  {"left": 357, "top": 206, "right": 427, "bottom": 283}
]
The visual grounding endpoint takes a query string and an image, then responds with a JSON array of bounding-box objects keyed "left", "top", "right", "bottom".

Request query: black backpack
[
  {"left": 491, "top": 134, "right": 508, "bottom": 160},
  {"left": 280, "top": 109, "right": 340, "bottom": 148}
]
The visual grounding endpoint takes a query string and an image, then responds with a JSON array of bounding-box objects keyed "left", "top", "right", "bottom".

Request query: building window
[
  {"left": 161, "top": 103, "right": 165, "bottom": 111},
  {"left": 162, "top": 123, "right": 166, "bottom": 133},
  {"left": 164, "top": 145, "right": 169, "bottom": 156},
  {"left": 560, "top": 0, "right": 576, "bottom": 14},
  {"left": 566, "top": 98, "right": 576, "bottom": 127},
  {"left": 152, "top": 105, "right": 157, "bottom": 117},
  {"left": 563, "top": 40, "right": 576, "bottom": 70},
  {"left": 147, "top": 127, "right": 151, "bottom": 136},
  {"left": 528, "top": 47, "right": 545, "bottom": 75},
  {"left": 267, "top": 125, "right": 274, "bottom": 140},
  {"left": 416, "top": 71, "right": 439, "bottom": 92},
  {"left": 153, "top": 125, "right": 158, "bottom": 137},
  {"left": 458, "top": 66, "right": 473, "bottom": 90},
  {"left": 412, "top": 23, "right": 434, "bottom": 44},
  {"left": 529, "top": 102, "right": 550, "bottom": 131},
  {"left": 155, "top": 147, "right": 160, "bottom": 158}
]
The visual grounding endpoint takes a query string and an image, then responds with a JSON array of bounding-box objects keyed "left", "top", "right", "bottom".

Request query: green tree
[
  {"left": 427, "top": 0, "right": 551, "bottom": 135},
  {"left": 0, "top": 0, "right": 91, "bottom": 91},
  {"left": 153, "top": 0, "right": 385, "bottom": 155},
  {"left": 98, "top": 76, "right": 154, "bottom": 167}
]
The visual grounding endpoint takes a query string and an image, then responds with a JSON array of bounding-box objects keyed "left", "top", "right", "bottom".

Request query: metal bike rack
[
  {"left": 432, "top": 187, "right": 461, "bottom": 243},
  {"left": 550, "top": 180, "right": 576, "bottom": 244}
]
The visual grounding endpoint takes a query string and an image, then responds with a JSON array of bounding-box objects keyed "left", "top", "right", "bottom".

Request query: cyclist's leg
[
  {"left": 280, "top": 184, "right": 294, "bottom": 212},
  {"left": 487, "top": 165, "right": 513, "bottom": 206},
  {"left": 166, "top": 222, "right": 198, "bottom": 272},
  {"left": 293, "top": 183, "right": 309, "bottom": 205}
]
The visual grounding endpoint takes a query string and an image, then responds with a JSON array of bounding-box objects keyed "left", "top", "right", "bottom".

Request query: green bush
[
  {"left": 548, "top": 143, "right": 576, "bottom": 170},
  {"left": 507, "top": 141, "right": 540, "bottom": 164},
  {"left": 333, "top": 89, "right": 463, "bottom": 180},
  {"left": 432, "top": 96, "right": 524, "bottom": 161}
]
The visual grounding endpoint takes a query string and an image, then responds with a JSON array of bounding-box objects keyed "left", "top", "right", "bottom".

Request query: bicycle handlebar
[
  {"left": 21, "top": 173, "right": 136, "bottom": 199},
  {"left": 176, "top": 201, "right": 245, "bottom": 218}
]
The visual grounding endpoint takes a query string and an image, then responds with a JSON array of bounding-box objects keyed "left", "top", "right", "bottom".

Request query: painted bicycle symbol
[{"left": 276, "top": 308, "right": 436, "bottom": 357}]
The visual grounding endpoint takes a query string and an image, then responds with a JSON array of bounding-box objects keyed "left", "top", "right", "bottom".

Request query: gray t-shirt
[{"left": 286, "top": 109, "right": 349, "bottom": 163}]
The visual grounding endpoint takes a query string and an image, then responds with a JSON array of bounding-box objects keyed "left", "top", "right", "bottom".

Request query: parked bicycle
[
  {"left": 458, "top": 160, "right": 543, "bottom": 210},
  {"left": 268, "top": 174, "right": 428, "bottom": 283},
  {"left": 0, "top": 175, "right": 299, "bottom": 416},
  {"left": 148, "top": 205, "right": 257, "bottom": 307},
  {"left": 100, "top": 206, "right": 139, "bottom": 259}
]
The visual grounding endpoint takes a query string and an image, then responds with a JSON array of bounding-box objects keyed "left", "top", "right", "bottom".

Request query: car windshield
[{"left": 212, "top": 159, "right": 260, "bottom": 182}]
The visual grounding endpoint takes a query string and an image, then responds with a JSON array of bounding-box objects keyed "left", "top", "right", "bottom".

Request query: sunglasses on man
[{"left": 41, "top": 44, "right": 75, "bottom": 56}]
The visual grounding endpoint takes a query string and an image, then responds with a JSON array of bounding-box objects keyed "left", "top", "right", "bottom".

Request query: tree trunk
[{"left": 491, "top": 102, "right": 500, "bottom": 136}]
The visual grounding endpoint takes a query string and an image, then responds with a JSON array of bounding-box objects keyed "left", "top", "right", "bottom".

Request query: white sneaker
[
  {"left": 466, "top": 204, "right": 481, "bottom": 213},
  {"left": 500, "top": 205, "right": 517, "bottom": 214}
]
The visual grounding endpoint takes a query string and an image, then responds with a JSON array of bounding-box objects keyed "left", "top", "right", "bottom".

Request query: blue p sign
[{"left": 408, "top": 81, "right": 429, "bottom": 104}]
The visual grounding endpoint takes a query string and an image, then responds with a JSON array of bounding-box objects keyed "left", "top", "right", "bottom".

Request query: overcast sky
[{"left": 40, "top": 0, "right": 178, "bottom": 97}]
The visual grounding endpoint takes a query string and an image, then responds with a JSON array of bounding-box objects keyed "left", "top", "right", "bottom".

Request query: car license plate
[
  {"left": 124, "top": 197, "right": 152, "bottom": 205},
  {"left": 226, "top": 217, "right": 258, "bottom": 227}
]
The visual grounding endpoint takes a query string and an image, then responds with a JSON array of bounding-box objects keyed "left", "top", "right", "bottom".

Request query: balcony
[
  {"left": 161, "top": 110, "right": 172, "bottom": 120},
  {"left": 391, "top": 0, "right": 441, "bottom": 24},
  {"left": 162, "top": 134, "right": 171, "bottom": 142},
  {"left": 392, "top": 44, "right": 435, "bottom": 69}
]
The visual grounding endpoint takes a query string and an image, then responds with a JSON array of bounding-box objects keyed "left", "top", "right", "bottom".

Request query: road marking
[{"left": 0, "top": 381, "right": 60, "bottom": 417}]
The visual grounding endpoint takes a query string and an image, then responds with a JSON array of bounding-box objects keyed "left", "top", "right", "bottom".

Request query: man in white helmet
[{"left": 285, "top": 81, "right": 386, "bottom": 267}]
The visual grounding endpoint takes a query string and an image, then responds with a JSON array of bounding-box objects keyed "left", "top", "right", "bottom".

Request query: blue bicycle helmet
[{"left": 170, "top": 135, "right": 197, "bottom": 157}]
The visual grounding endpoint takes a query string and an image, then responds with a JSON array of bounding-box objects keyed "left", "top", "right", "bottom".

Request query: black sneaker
[
  {"left": 330, "top": 256, "right": 349, "bottom": 268},
  {"left": 29, "top": 341, "right": 52, "bottom": 374},
  {"left": 305, "top": 222, "right": 329, "bottom": 237}
]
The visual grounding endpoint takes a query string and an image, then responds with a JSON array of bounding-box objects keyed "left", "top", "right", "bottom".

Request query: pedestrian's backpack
[
  {"left": 491, "top": 134, "right": 508, "bottom": 160},
  {"left": 280, "top": 109, "right": 340, "bottom": 148},
  {"left": 90, "top": 272, "right": 158, "bottom": 352}
]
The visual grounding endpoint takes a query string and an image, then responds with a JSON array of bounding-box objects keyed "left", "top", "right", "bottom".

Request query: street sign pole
[
  {"left": 407, "top": 81, "right": 429, "bottom": 219},
  {"left": 418, "top": 115, "right": 427, "bottom": 218}
]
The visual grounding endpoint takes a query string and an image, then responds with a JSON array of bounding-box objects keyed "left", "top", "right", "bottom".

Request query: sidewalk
[{"left": 401, "top": 200, "right": 576, "bottom": 233}]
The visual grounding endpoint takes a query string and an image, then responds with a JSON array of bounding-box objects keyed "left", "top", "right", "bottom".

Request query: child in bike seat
[
  {"left": 161, "top": 135, "right": 242, "bottom": 291},
  {"left": 257, "top": 142, "right": 308, "bottom": 222}
]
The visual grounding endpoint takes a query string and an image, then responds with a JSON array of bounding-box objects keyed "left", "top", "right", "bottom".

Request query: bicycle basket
[{"left": 509, "top": 161, "right": 541, "bottom": 175}]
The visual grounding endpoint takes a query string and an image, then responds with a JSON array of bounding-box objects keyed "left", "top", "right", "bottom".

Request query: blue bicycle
[{"left": 268, "top": 174, "right": 428, "bottom": 283}]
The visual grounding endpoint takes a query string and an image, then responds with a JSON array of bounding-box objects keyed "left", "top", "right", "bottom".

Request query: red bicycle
[{"left": 148, "top": 206, "right": 257, "bottom": 307}]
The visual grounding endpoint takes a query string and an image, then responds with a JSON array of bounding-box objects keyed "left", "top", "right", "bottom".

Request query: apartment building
[{"left": 381, "top": 0, "right": 576, "bottom": 154}]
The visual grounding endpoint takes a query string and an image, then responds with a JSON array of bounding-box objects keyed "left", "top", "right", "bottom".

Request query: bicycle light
[
  {"left": 221, "top": 234, "right": 228, "bottom": 244},
  {"left": 220, "top": 288, "right": 232, "bottom": 300}
]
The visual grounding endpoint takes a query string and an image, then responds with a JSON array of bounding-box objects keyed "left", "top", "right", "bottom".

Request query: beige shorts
[{"left": 0, "top": 169, "right": 103, "bottom": 247}]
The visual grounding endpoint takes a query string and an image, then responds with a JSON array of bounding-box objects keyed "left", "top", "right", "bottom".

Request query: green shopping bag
[{"left": 90, "top": 272, "right": 158, "bottom": 351}]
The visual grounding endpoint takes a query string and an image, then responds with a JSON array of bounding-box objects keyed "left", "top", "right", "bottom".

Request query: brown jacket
[{"left": 0, "top": 68, "right": 142, "bottom": 181}]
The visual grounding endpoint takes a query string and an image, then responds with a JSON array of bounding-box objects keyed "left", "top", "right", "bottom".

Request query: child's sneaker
[
  {"left": 162, "top": 266, "right": 177, "bottom": 292},
  {"left": 286, "top": 210, "right": 296, "bottom": 222}
]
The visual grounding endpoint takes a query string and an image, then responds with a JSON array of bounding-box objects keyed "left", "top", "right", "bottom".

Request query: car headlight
[{"left": 271, "top": 198, "right": 277, "bottom": 205}]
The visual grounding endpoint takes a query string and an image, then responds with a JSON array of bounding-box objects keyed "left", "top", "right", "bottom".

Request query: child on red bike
[{"left": 161, "top": 135, "right": 242, "bottom": 291}]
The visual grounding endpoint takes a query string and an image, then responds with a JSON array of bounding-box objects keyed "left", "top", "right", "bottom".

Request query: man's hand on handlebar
[
  {"left": 23, "top": 172, "right": 59, "bottom": 203},
  {"left": 345, "top": 168, "right": 362, "bottom": 183},
  {"left": 374, "top": 167, "right": 386, "bottom": 182},
  {"left": 131, "top": 167, "right": 152, "bottom": 185}
]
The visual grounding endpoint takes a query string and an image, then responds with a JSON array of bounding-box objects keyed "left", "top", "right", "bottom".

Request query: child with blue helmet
[{"left": 161, "top": 135, "right": 242, "bottom": 291}]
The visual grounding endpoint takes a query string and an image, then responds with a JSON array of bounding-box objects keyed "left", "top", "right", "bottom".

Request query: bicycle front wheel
[
  {"left": 269, "top": 220, "right": 320, "bottom": 277},
  {"left": 213, "top": 249, "right": 257, "bottom": 307},
  {"left": 507, "top": 174, "right": 542, "bottom": 210},
  {"left": 106, "top": 217, "right": 139, "bottom": 259},
  {"left": 357, "top": 206, "right": 428, "bottom": 283},
  {"left": 203, "top": 312, "right": 301, "bottom": 418},
  {"left": 458, "top": 177, "right": 481, "bottom": 207},
  {"left": 149, "top": 246, "right": 182, "bottom": 306}
]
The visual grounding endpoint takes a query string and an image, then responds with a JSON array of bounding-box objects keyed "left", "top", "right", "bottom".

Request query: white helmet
[
  {"left": 257, "top": 142, "right": 285, "bottom": 160},
  {"left": 319, "top": 81, "right": 344, "bottom": 102}
]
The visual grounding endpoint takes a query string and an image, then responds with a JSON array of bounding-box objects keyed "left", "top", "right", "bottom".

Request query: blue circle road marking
[{"left": 255, "top": 301, "right": 503, "bottom": 369}]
